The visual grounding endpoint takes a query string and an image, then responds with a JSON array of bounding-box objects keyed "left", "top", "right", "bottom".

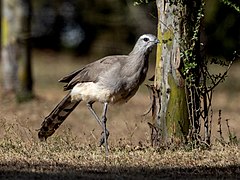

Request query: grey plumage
[{"left": 38, "top": 34, "right": 159, "bottom": 155}]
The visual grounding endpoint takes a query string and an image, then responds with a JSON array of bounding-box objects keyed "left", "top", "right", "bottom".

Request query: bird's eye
[{"left": 143, "top": 37, "right": 149, "bottom": 42}]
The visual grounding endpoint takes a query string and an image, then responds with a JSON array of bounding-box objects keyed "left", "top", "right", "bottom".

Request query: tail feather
[{"left": 38, "top": 92, "right": 80, "bottom": 141}]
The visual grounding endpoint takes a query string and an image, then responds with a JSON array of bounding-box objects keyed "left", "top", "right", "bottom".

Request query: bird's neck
[
  {"left": 129, "top": 45, "right": 146, "bottom": 56},
  {"left": 128, "top": 49, "right": 150, "bottom": 65},
  {"left": 129, "top": 44, "right": 152, "bottom": 58},
  {"left": 126, "top": 51, "right": 150, "bottom": 76}
]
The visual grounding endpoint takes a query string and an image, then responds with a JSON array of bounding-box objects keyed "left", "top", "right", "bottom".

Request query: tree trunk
[
  {"left": 151, "top": 0, "right": 189, "bottom": 146},
  {"left": 16, "top": 0, "right": 33, "bottom": 102},
  {"left": 1, "top": 0, "right": 33, "bottom": 101},
  {"left": 2, "top": 0, "right": 18, "bottom": 92},
  {"left": 0, "top": 0, "right": 2, "bottom": 56}
]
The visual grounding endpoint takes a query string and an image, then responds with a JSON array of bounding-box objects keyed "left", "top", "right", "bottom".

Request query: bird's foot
[{"left": 99, "top": 130, "right": 110, "bottom": 147}]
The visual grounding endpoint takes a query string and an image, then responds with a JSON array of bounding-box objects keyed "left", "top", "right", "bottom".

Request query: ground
[{"left": 0, "top": 50, "right": 239, "bottom": 179}]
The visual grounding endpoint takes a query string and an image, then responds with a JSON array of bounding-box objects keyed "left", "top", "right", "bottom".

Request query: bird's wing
[{"left": 59, "top": 55, "right": 128, "bottom": 90}]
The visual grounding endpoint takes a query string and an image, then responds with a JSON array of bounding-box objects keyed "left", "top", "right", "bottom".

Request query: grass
[
  {"left": 0, "top": 121, "right": 239, "bottom": 179},
  {"left": 0, "top": 50, "right": 239, "bottom": 179}
]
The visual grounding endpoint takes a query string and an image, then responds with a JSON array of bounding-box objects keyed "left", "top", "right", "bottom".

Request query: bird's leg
[
  {"left": 87, "top": 102, "right": 102, "bottom": 127},
  {"left": 100, "top": 102, "right": 109, "bottom": 156},
  {"left": 87, "top": 102, "right": 109, "bottom": 149}
]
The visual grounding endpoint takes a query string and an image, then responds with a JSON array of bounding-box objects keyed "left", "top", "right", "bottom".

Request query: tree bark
[
  {"left": 1, "top": 0, "right": 33, "bottom": 101},
  {"left": 16, "top": 0, "right": 33, "bottom": 102},
  {"left": 2, "top": 0, "right": 19, "bottom": 92},
  {"left": 151, "top": 0, "right": 189, "bottom": 146}
]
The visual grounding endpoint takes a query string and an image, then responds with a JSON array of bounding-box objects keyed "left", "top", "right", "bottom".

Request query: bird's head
[{"left": 130, "top": 34, "right": 159, "bottom": 55}]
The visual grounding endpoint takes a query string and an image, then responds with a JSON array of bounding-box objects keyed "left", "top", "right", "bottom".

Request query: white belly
[{"left": 70, "top": 82, "right": 112, "bottom": 103}]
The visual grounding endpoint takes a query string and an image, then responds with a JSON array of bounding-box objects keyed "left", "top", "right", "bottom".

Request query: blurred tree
[
  {"left": 17, "top": 0, "right": 33, "bottom": 102},
  {"left": 14, "top": 0, "right": 237, "bottom": 58},
  {"left": 2, "top": 0, "right": 19, "bottom": 93},
  {"left": 0, "top": 0, "right": 1, "bottom": 54},
  {"left": 30, "top": 0, "right": 157, "bottom": 56},
  {"left": 205, "top": 0, "right": 240, "bottom": 57},
  {"left": 1, "top": 0, "right": 33, "bottom": 101}
]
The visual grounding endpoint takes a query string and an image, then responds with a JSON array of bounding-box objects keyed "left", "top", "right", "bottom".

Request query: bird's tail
[{"left": 38, "top": 92, "right": 80, "bottom": 141}]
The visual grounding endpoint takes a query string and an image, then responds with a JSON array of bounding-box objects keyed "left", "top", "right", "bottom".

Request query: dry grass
[
  {"left": 0, "top": 50, "right": 239, "bottom": 179},
  {"left": 0, "top": 121, "right": 239, "bottom": 179}
]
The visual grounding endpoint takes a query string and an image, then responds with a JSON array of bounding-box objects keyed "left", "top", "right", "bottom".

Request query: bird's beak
[{"left": 155, "top": 39, "right": 160, "bottom": 44}]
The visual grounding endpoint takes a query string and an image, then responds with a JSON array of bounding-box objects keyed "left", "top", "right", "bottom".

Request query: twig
[
  {"left": 142, "top": 84, "right": 154, "bottom": 116},
  {"left": 207, "top": 60, "right": 233, "bottom": 93},
  {"left": 217, "top": 110, "right": 224, "bottom": 141}
]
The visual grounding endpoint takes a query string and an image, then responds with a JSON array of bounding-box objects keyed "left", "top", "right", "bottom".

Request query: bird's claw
[{"left": 99, "top": 130, "right": 110, "bottom": 147}]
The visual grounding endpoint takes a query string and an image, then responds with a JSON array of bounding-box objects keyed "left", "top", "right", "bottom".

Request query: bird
[{"left": 38, "top": 34, "right": 159, "bottom": 156}]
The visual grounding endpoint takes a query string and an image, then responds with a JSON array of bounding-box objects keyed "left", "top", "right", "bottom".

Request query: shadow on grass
[{"left": 0, "top": 161, "right": 239, "bottom": 179}]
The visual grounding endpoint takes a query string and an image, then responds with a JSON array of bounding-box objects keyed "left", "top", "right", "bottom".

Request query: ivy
[
  {"left": 220, "top": 0, "right": 240, "bottom": 13},
  {"left": 133, "top": 0, "right": 152, "bottom": 6},
  {"left": 178, "top": 0, "right": 237, "bottom": 145},
  {"left": 181, "top": 0, "right": 205, "bottom": 82}
]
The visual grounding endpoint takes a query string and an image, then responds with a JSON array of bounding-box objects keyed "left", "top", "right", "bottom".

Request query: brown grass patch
[{"left": 0, "top": 121, "right": 239, "bottom": 179}]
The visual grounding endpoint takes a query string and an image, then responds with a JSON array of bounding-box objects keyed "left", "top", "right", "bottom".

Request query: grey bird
[{"left": 38, "top": 34, "right": 159, "bottom": 155}]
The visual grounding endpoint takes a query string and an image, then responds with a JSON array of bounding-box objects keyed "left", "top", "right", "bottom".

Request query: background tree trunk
[
  {"left": 1, "top": 0, "right": 33, "bottom": 101},
  {"left": 0, "top": 0, "right": 2, "bottom": 56},
  {"left": 2, "top": 0, "right": 19, "bottom": 92},
  {"left": 151, "top": 0, "right": 189, "bottom": 146},
  {"left": 16, "top": 0, "right": 33, "bottom": 102}
]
